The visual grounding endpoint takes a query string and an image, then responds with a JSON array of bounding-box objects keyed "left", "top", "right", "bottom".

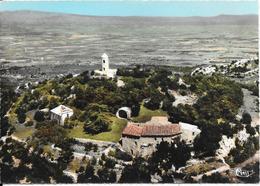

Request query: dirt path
[{"left": 238, "top": 88, "right": 259, "bottom": 127}]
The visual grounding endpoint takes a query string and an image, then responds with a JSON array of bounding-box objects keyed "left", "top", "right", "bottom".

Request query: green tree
[
  {"left": 119, "top": 157, "right": 151, "bottom": 183},
  {"left": 241, "top": 112, "right": 252, "bottom": 125},
  {"left": 77, "top": 165, "right": 100, "bottom": 183},
  {"left": 34, "top": 110, "right": 45, "bottom": 122},
  {"left": 97, "top": 167, "right": 117, "bottom": 183}
]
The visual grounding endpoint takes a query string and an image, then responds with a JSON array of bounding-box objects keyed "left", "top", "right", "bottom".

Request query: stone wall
[{"left": 122, "top": 135, "right": 179, "bottom": 157}]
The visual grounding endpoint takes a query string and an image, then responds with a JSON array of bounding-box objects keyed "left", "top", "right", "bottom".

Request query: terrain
[
  {"left": 0, "top": 11, "right": 258, "bottom": 68},
  {"left": 0, "top": 10, "right": 259, "bottom": 184}
]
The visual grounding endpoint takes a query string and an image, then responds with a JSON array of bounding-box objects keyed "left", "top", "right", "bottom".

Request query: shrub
[
  {"left": 84, "top": 117, "right": 109, "bottom": 134},
  {"left": 34, "top": 111, "right": 45, "bottom": 122},
  {"left": 17, "top": 112, "right": 26, "bottom": 124},
  {"left": 179, "top": 89, "right": 187, "bottom": 96},
  {"left": 241, "top": 112, "right": 252, "bottom": 125},
  {"left": 131, "top": 104, "right": 140, "bottom": 117},
  {"left": 114, "top": 149, "right": 132, "bottom": 161},
  {"left": 246, "top": 125, "right": 256, "bottom": 136},
  {"left": 144, "top": 98, "right": 161, "bottom": 110}
]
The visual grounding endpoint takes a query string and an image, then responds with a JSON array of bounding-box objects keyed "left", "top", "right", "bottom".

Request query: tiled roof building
[
  {"left": 121, "top": 116, "right": 200, "bottom": 157},
  {"left": 122, "top": 123, "right": 181, "bottom": 137}
]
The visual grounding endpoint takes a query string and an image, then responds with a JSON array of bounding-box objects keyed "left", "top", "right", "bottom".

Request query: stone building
[
  {"left": 121, "top": 117, "right": 201, "bottom": 157},
  {"left": 121, "top": 116, "right": 181, "bottom": 157},
  {"left": 50, "top": 105, "right": 74, "bottom": 125},
  {"left": 94, "top": 53, "right": 117, "bottom": 79}
]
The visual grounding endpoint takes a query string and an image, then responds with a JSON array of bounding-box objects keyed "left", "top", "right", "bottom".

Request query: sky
[{"left": 0, "top": 1, "right": 258, "bottom": 17}]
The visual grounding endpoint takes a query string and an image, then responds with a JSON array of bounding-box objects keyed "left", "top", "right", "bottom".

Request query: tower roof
[{"left": 102, "top": 53, "right": 108, "bottom": 58}]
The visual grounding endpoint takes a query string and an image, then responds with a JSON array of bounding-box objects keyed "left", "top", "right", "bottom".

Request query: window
[
  {"left": 103, "top": 60, "right": 105, "bottom": 63},
  {"left": 135, "top": 141, "right": 137, "bottom": 145},
  {"left": 192, "top": 132, "right": 195, "bottom": 135}
]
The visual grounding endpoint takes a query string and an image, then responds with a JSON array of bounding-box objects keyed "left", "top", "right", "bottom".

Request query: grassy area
[
  {"left": 132, "top": 105, "right": 168, "bottom": 123},
  {"left": 12, "top": 124, "right": 35, "bottom": 140},
  {"left": 67, "top": 116, "right": 127, "bottom": 142}
]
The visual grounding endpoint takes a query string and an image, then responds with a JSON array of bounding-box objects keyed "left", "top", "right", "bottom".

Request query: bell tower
[{"left": 101, "top": 53, "right": 109, "bottom": 72}]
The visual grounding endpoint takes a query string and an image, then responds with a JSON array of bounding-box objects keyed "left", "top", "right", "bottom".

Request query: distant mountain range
[{"left": 0, "top": 11, "right": 258, "bottom": 26}]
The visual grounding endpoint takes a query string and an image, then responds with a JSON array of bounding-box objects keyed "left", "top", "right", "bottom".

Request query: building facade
[
  {"left": 94, "top": 53, "right": 117, "bottom": 79},
  {"left": 121, "top": 117, "right": 181, "bottom": 157},
  {"left": 50, "top": 105, "right": 74, "bottom": 125},
  {"left": 121, "top": 117, "right": 201, "bottom": 157},
  {"left": 179, "top": 122, "right": 201, "bottom": 145}
]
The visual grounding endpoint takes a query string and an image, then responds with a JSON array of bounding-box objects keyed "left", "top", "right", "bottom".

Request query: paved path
[{"left": 74, "top": 138, "right": 117, "bottom": 146}]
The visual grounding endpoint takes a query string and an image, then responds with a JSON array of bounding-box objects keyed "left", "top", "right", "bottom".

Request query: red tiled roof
[
  {"left": 122, "top": 123, "right": 181, "bottom": 137},
  {"left": 122, "top": 123, "right": 143, "bottom": 137},
  {"left": 142, "top": 124, "right": 180, "bottom": 137}
]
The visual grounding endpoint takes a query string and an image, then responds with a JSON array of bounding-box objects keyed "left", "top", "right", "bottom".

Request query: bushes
[
  {"left": 241, "top": 112, "right": 252, "bottom": 125},
  {"left": 17, "top": 111, "right": 26, "bottom": 124},
  {"left": 245, "top": 125, "right": 256, "bottom": 136},
  {"left": 228, "top": 136, "right": 259, "bottom": 164},
  {"left": 131, "top": 104, "right": 140, "bottom": 117},
  {"left": 84, "top": 117, "right": 110, "bottom": 135},
  {"left": 114, "top": 149, "right": 132, "bottom": 161},
  {"left": 34, "top": 111, "right": 45, "bottom": 122},
  {"left": 194, "top": 124, "right": 222, "bottom": 156}
]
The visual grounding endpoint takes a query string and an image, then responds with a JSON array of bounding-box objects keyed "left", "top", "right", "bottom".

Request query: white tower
[{"left": 101, "top": 53, "right": 109, "bottom": 72}]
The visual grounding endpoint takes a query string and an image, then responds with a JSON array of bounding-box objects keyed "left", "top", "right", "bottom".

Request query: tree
[
  {"left": 34, "top": 111, "right": 45, "bottom": 122},
  {"left": 1, "top": 116, "right": 11, "bottom": 136},
  {"left": 33, "top": 120, "right": 67, "bottom": 145},
  {"left": 241, "top": 112, "right": 252, "bottom": 125},
  {"left": 17, "top": 111, "right": 26, "bottom": 124},
  {"left": 149, "top": 140, "right": 191, "bottom": 175},
  {"left": 162, "top": 98, "right": 172, "bottom": 112},
  {"left": 84, "top": 117, "right": 109, "bottom": 134},
  {"left": 56, "top": 174, "right": 74, "bottom": 183},
  {"left": 131, "top": 104, "right": 140, "bottom": 117},
  {"left": 97, "top": 167, "right": 117, "bottom": 183},
  {"left": 119, "top": 157, "right": 151, "bottom": 183},
  {"left": 194, "top": 124, "right": 222, "bottom": 156},
  {"left": 144, "top": 97, "right": 161, "bottom": 110},
  {"left": 77, "top": 165, "right": 100, "bottom": 183},
  {"left": 245, "top": 125, "right": 256, "bottom": 136},
  {"left": 202, "top": 172, "right": 230, "bottom": 183}
]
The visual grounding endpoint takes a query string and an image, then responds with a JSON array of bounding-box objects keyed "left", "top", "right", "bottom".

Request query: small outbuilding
[
  {"left": 116, "top": 107, "right": 132, "bottom": 119},
  {"left": 50, "top": 105, "right": 73, "bottom": 125}
]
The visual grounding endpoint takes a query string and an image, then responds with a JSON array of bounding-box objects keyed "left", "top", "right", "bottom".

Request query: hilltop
[{"left": 0, "top": 11, "right": 258, "bottom": 26}]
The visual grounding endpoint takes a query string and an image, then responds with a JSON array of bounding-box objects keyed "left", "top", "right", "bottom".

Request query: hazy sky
[{"left": 0, "top": 1, "right": 258, "bottom": 16}]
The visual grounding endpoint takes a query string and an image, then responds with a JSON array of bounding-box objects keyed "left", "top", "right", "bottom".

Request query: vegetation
[
  {"left": 148, "top": 140, "right": 191, "bottom": 176},
  {"left": 119, "top": 157, "right": 151, "bottom": 183},
  {"left": 227, "top": 136, "right": 259, "bottom": 164},
  {"left": 0, "top": 138, "right": 72, "bottom": 183},
  {"left": 167, "top": 75, "right": 244, "bottom": 156},
  {"left": 202, "top": 172, "right": 231, "bottom": 183},
  {"left": 241, "top": 112, "right": 252, "bottom": 125}
]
